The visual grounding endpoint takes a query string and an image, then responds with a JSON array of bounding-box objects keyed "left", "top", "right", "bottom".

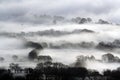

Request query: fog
[
  {"left": 86, "top": 61, "right": 120, "bottom": 73},
  {"left": 0, "top": 0, "right": 120, "bottom": 23},
  {"left": 0, "top": 23, "right": 120, "bottom": 72}
]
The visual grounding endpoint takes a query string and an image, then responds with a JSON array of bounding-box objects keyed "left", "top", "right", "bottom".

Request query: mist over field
[
  {"left": 1, "top": 0, "right": 120, "bottom": 74},
  {"left": 0, "top": 22, "right": 120, "bottom": 72}
]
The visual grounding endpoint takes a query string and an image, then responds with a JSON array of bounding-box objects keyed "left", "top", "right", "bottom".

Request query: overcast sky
[{"left": 0, "top": 0, "right": 120, "bottom": 23}]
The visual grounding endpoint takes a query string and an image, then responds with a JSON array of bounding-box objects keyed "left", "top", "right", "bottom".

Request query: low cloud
[{"left": 0, "top": 0, "right": 120, "bottom": 23}]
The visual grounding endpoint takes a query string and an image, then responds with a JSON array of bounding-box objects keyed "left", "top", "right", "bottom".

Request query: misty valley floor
[
  {"left": 0, "top": 24, "right": 120, "bottom": 80},
  {"left": 1, "top": 0, "right": 120, "bottom": 79}
]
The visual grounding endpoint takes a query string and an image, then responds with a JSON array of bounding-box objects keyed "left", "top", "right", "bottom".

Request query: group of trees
[
  {"left": 26, "top": 39, "right": 120, "bottom": 50},
  {"left": 14, "top": 13, "right": 116, "bottom": 24},
  {"left": 97, "top": 40, "right": 120, "bottom": 50},
  {"left": 49, "top": 41, "right": 95, "bottom": 49},
  {"left": 71, "top": 17, "right": 109, "bottom": 24},
  {"left": 98, "top": 19, "right": 109, "bottom": 24},
  {"left": 74, "top": 55, "right": 95, "bottom": 67},
  {"left": 103, "top": 68, "right": 120, "bottom": 80},
  {"left": 74, "top": 53, "right": 120, "bottom": 66},
  {"left": 0, "top": 63, "right": 120, "bottom": 80},
  {"left": 28, "top": 41, "right": 44, "bottom": 60},
  {"left": 0, "top": 28, "right": 95, "bottom": 38},
  {"left": 27, "top": 14, "right": 110, "bottom": 25},
  {"left": 102, "top": 53, "right": 120, "bottom": 63},
  {"left": 71, "top": 17, "right": 92, "bottom": 24}
]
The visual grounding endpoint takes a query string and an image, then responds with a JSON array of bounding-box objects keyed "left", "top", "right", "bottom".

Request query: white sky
[{"left": 0, "top": 0, "right": 120, "bottom": 23}]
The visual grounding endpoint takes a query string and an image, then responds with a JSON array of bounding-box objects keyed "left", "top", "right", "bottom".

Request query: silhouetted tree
[
  {"left": 79, "top": 18, "right": 87, "bottom": 24},
  {"left": 28, "top": 49, "right": 38, "bottom": 60}
]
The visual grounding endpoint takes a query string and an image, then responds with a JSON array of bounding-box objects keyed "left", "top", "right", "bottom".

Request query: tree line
[{"left": 0, "top": 63, "right": 120, "bottom": 80}]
